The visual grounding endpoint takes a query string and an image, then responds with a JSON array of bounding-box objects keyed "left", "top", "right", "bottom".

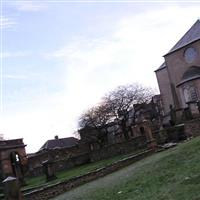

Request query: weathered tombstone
[
  {"left": 2, "top": 176, "right": 23, "bottom": 200},
  {"left": 42, "top": 160, "right": 57, "bottom": 182}
]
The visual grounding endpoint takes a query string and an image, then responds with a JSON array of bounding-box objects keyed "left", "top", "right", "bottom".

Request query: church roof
[
  {"left": 177, "top": 66, "right": 200, "bottom": 86},
  {"left": 39, "top": 137, "right": 79, "bottom": 151},
  {"left": 166, "top": 19, "right": 200, "bottom": 55},
  {"left": 154, "top": 62, "right": 166, "bottom": 72},
  {"left": 155, "top": 20, "right": 200, "bottom": 72}
]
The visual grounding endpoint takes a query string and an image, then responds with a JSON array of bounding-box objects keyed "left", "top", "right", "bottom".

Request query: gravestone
[{"left": 43, "top": 159, "right": 57, "bottom": 182}]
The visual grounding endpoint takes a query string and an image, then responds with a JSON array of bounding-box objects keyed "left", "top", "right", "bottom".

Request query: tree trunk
[{"left": 121, "top": 118, "right": 129, "bottom": 140}]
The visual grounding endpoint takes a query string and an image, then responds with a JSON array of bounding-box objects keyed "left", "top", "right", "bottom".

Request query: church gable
[{"left": 166, "top": 19, "right": 200, "bottom": 55}]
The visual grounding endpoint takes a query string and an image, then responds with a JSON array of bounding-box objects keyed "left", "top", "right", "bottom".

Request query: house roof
[
  {"left": 39, "top": 137, "right": 79, "bottom": 151},
  {"left": 177, "top": 66, "right": 200, "bottom": 86},
  {"left": 166, "top": 19, "right": 200, "bottom": 55}
]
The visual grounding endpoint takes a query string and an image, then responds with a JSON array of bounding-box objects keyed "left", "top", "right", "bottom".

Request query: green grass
[
  {"left": 23, "top": 150, "right": 141, "bottom": 191},
  {"left": 53, "top": 137, "right": 200, "bottom": 200}
]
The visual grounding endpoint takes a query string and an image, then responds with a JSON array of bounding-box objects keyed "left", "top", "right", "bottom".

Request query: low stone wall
[
  {"left": 153, "top": 118, "right": 200, "bottom": 144},
  {"left": 24, "top": 149, "right": 154, "bottom": 200},
  {"left": 28, "top": 136, "right": 147, "bottom": 177},
  {"left": 153, "top": 124, "right": 186, "bottom": 145},
  {"left": 50, "top": 153, "right": 90, "bottom": 173},
  {"left": 90, "top": 136, "right": 147, "bottom": 162},
  {"left": 28, "top": 143, "right": 90, "bottom": 177},
  {"left": 28, "top": 153, "right": 90, "bottom": 177},
  {"left": 184, "top": 118, "right": 200, "bottom": 137}
]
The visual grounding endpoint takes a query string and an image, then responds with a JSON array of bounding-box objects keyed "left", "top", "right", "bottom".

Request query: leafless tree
[
  {"left": 103, "top": 84, "right": 154, "bottom": 139},
  {"left": 79, "top": 104, "right": 111, "bottom": 146},
  {"left": 78, "top": 83, "right": 154, "bottom": 143}
]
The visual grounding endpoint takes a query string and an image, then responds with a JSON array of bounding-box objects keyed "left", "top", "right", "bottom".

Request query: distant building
[
  {"left": 155, "top": 20, "right": 200, "bottom": 116},
  {"left": 39, "top": 136, "right": 79, "bottom": 152},
  {"left": 27, "top": 136, "right": 88, "bottom": 177}
]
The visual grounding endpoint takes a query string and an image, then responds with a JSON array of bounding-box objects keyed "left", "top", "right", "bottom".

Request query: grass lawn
[
  {"left": 23, "top": 150, "right": 142, "bottom": 191},
  {"left": 52, "top": 137, "right": 200, "bottom": 200}
]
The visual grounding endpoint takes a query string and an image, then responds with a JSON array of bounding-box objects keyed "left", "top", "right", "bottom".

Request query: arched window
[
  {"left": 190, "top": 87, "right": 198, "bottom": 101},
  {"left": 10, "top": 152, "right": 22, "bottom": 177},
  {"left": 183, "top": 87, "right": 190, "bottom": 103},
  {"left": 140, "top": 127, "right": 145, "bottom": 135},
  {"left": 10, "top": 152, "right": 20, "bottom": 164},
  {"left": 183, "top": 85, "right": 198, "bottom": 103}
]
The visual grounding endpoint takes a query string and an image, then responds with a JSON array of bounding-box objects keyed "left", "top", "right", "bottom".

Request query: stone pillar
[
  {"left": 0, "top": 153, "right": 13, "bottom": 178},
  {"left": 2, "top": 176, "right": 23, "bottom": 200},
  {"left": 143, "top": 121, "right": 157, "bottom": 151}
]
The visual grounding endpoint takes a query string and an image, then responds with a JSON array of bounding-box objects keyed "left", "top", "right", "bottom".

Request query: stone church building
[{"left": 155, "top": 20, "right": 200, "bottom": 116}]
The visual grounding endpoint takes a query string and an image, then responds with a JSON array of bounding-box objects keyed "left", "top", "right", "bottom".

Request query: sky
[{"left": 1, "top": 0, "right": 200, "bottom": 153}]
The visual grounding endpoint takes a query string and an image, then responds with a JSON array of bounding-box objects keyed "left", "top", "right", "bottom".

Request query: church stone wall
[
  {"left": 164, "top": 40, "right": 200, "bottom": 108},
  {"left": 156, "top": 67, "right": 174, "bottom": 114},
  {"left": 194, "top": 79, "right": 200, "bottom": 98}
]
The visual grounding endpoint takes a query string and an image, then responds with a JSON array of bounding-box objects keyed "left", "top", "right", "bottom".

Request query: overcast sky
[{"left": 1, "top": 0, "right": 200, "bottom": 153}]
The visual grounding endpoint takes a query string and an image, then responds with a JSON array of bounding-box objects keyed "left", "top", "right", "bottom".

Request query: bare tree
[
  {"left": 103, "top": 84, "right": 154, "bottom": 139},
  {"left": 79, "top": 104, "right": 111, "bottom": 146},
  {"left": 78, "top": 83, "right": 155, "bottom": 143}
]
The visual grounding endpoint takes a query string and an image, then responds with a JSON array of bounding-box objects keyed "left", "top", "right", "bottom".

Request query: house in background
[
  {"left": 38, "top": 136, "right": 79, "bottom": 152},
  {"left": 27, "top": 136, "right": 89, "bottom": 177},
  {"left": 155, "top": 20, "right": 200, "bottom": 119}
]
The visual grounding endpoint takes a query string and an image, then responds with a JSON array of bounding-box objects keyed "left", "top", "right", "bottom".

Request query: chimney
[{"left": 54, "top": 135, "right": 59, "bottom": 140}]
